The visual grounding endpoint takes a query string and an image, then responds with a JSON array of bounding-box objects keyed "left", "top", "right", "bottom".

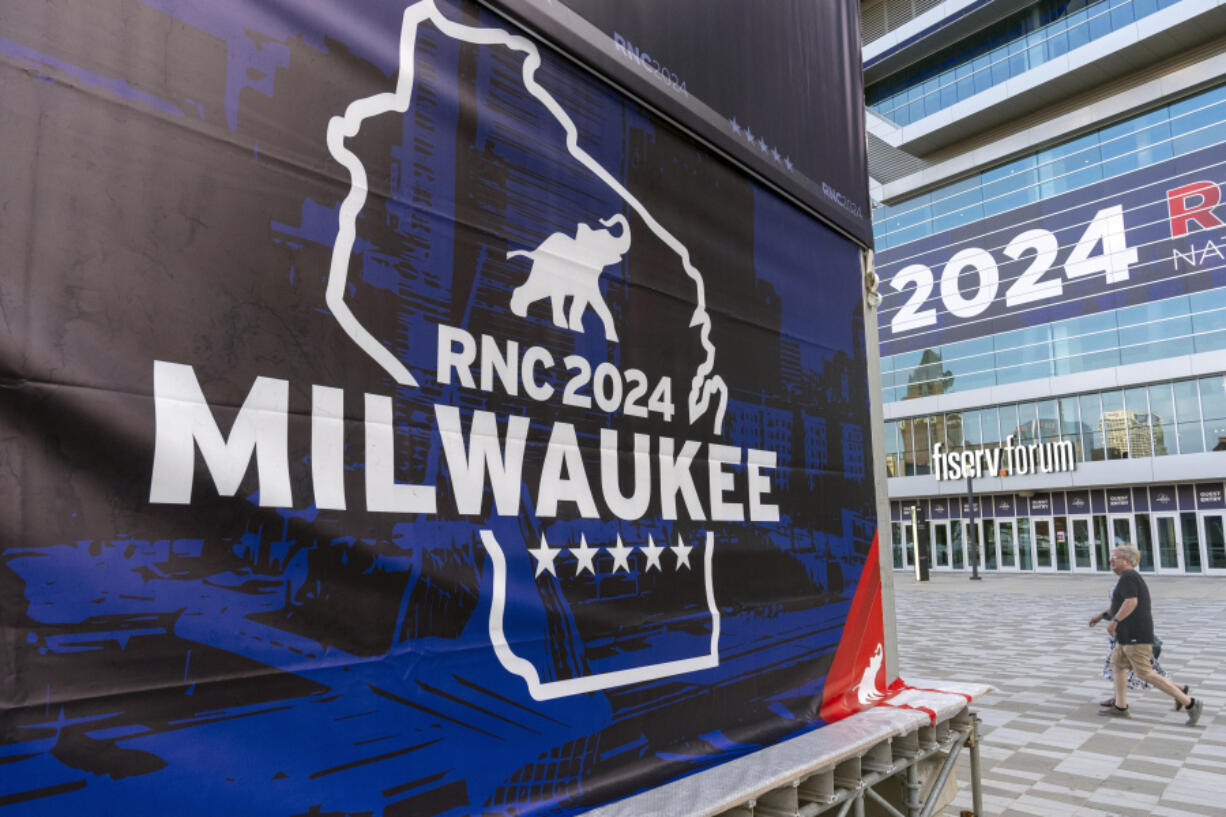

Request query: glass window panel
[
  {"left": 1133, "top": 0, "right": 1159, "bottom": 18},
  {"left": 944, "top": 412, "right": 965, "bottom": 451},
  {"left": 997, "top": 404, "right": 1020, "bottom": 445},
  {"left": 1177, "top": 421, "right": 1205, "bottom": 454},
  {"left": 930, "top": 413, "right": 948, "bottom": 453},
  {"left": 962, "top": 409, "right": 982, "bottom": 449},
  {"left": 1169, "top": 86, "right": 1226, "bottom": 156},
  {"left": 1148, "top": 382, "right": 1175, "bottom": 455},
  {"left": 1015, "top": 402, "right": 1038, "bottom": 444},
  {"left": 995, "top": 323, "right": 1052, "bottom": 351},
  {"left": 1193, "top": 319, "right": 1226, "bottom": 354},
  {"left": 930, "top": 177, "right": 985, "bottom": 234},
  {"left": 884, "top": 421, "right": 900, "bottom": 478},
  {"left": 1116, "top": 295, "right": 1190, "bottom": 327},
  {"left": 900, "top": 419, "right": 917, "bottom": 475},
  {"left": 956, "top": 369, "right": 1000, "bottom": 393},
  {"left": 1100, "top": 390, "right": 1127, "bottom": 459},
  {"left": 1037, "top": 399, "right": 1060, "bottom": 444},
  {"left": 1080, "top": 392, "right": 1105, "bottom": 461},
  {"left": 1148, "top": 382, "right": 1174, "bottom": 421},
  {"left": 913, "top": 417, "right": 933, "bottom": 475},
  {"left": 943, "top": 350, "right": 995, "bottom": 383},
  {"left": 993, "top": 345, "right": 1051, "bottom": 368},
  {"left": 880, "top": 198, "right": 932, "bottom": 247},
  {"left": 1205, "top": 416, "right": 1226, "bottom": 453},
  {"left": 1108, "top": 0, "right": 1134, "bottom": 29},
  {"left": 1087, "top": 0, "right": 1115, "bottom": 39},
  {"left": 1065, "top": 6, "right": 1090, "bottom": 49},
  {"left": 1123, "top": 387, "right": 1152, "bottom": 458},
  {"left": 1119, "top": 327, "right": 1194, "bottom": 365},
  {"left": 1173, "top": 380, "right": 1200, "bottom": 424},
  {"left": 901, "top": 349, "right": 954, "bottom": 398},
  {"left": 1103, "top": 117, "right": 1173, "bottom": 179},
  {"left": 1191, "top": 285, "right": 1226, "bottom": 312},
  {"left": 1058, "top": 396, "right": 1083, "bottom": 460},
  {"left": 995, "top": 360, "right": 1053, "bottom": 386},
  {"left": 1199, "top": 375, "right": 1226, "bottom": 420},
  {"left": 981, "top": 156, "right": 1039, "bottom": 215},
  {"left": 980, "top": 407, "right": 1001, "bottom": 448},
  {"left": 1037, "top": 132, "right": 1101, "bottom": 197},
  {"left": 1057, "top": 347, "right": 1120, "bottom": 376},
  {"left": 1117, "top": 298, "right": 1193, "bottom": 363}
]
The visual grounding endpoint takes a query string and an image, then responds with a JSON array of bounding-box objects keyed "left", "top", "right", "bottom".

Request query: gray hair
[{"left": 1112, "top": 545, "right": 1141, "bottom": 567}]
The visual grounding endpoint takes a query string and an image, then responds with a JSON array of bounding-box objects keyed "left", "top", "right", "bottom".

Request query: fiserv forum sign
[{"left": 931, "top": 437, "right": 1076, "bottom": 481}]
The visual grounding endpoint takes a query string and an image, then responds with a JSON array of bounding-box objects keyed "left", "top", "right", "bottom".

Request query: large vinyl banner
[
  {"left": 491, "top": 0, "right": 873, "bottom": 247},
  {"left": 0, "top": 2, "right": 877, "bottom": 815}
]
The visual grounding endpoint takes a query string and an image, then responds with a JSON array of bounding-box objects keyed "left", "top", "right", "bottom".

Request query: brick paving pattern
[{"left": 894, "top": 573, "right": 1226, "bottom": 817}]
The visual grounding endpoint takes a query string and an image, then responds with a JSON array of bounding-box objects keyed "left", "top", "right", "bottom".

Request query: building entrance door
[
  {"left": 1053, "top": 517, "right": 1071, "bottom": 571},
  {"left": 1071, "top": 517, "right": 1095, "bottom": 571},
  {"left": 931, "top": 522, "right": 951, "bottom": 570},
  {"left": 1153, "top": 514, "right": 1182, "bottom": 572},
  {"left": 962, "top": 520, "right": 984, "bottom": 574},
  {"left": 995, "top": 520, "right": 1018, "bottom": 571},
  {"left": 1181, "top": 512, "right": 1203, "bottom": 574},
  {"left": 982, "top": 520, "right": 997, "bottom": 571},
  {"left": 903, "top": 521, "right": 915, "bottom": 569},
  {"left": 1110, "top": 516, "right": 1134, "bottom": 553},
  {"left": 1132, "top": 513, "right": 1156, "bottom": 573},
  {"left": 1201, "top": 513, "right": 1226, "bottom": 574},
  {"left": 950, "top": 519, "right": 965, "bottom": 570},
  {"left": 1033, "top": 518, "right": 1055, "bottom": 571}
]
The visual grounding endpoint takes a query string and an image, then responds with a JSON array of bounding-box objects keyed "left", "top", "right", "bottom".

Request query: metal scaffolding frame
[{"left": 723, "top": 709, "right": 983, "bottom": 817}]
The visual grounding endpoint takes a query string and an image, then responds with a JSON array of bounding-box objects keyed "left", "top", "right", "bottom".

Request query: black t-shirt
[{"left": 1110, "top": 569, "right": 1154, "bottom": 645}]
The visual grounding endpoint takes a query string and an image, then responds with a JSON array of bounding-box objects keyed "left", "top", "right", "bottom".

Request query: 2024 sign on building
[
  {"left": 0, "top": 1, "right": 878, "bottom": 815},
  {"left": 879, "top": 146, "right": 1226, "bottom": 354}
]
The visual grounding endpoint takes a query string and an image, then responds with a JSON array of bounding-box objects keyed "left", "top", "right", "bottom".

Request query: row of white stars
[
  {"left": 529, "top": 533, "right": 696, "bottom": 578},
  {"left": 729, "top": 118, "right": 793, "bottom": 171}
]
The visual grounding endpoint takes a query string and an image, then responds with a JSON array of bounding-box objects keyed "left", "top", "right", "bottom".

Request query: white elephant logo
[
  {"left": 855, "top": 643, "right": 885, "bottom": 705},
  {"left": 506, "top": 214, "right": 628, "bottom": 342},
  {"left": 326, "top": 0, "right": 728, "bottom": 431}
]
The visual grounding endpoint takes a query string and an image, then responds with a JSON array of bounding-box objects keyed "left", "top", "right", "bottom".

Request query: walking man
[{"left": 1094, "top": 545, "right": 1204, "bottom": 724}]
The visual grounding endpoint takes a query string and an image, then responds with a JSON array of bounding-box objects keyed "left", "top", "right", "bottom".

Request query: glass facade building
[{"left": 866, "top": 0, "right": 1226, "bottom": 575}]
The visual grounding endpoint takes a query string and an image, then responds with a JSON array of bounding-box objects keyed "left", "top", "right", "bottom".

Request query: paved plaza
[{"left": 893, "top": 572, "right": 1226, "bottom": 817}]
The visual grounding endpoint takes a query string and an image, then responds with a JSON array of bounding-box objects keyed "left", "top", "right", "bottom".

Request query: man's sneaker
[
  {"left": 1100, "top": 704, "right": 1130, "bottom": 717},
  {"left": 1186, "top": 698, "right": 1204, "bottom": 726},
  {"left": 1099, "top": 697, "right": 1117, "bottom": 708}
]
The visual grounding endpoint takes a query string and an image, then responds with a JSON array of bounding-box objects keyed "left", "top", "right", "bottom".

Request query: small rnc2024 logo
[{"left": 325, "top": 0, "right": 726, "bottom": 700}]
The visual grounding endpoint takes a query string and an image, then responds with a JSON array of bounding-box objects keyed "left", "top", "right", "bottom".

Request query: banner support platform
[{"left": 580, "top": 681, "right": 990, "bottom": 817}]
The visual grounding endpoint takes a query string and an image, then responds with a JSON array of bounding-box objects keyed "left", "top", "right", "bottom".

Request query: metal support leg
[
  {"left": 918, "top": 730, "right": 966, "bottom": 817},
  {"left": 904, "top": 759, "right": 921, "bottom": 817},
  {"left": 853, "top": 790, "right": 865, "bottom": 817},
  {"left": 967, "top": 714, "right": 983, "bottom": 817}
]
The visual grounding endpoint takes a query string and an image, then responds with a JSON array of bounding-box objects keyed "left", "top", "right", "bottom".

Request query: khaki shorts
[{"left": 1110, "top": 643, "right": 1153, "bottom": 675}]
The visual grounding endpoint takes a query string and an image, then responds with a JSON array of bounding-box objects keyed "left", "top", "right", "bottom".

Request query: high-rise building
[{"left": 865, "top": 0, "right": 1226, "bottom": 575}]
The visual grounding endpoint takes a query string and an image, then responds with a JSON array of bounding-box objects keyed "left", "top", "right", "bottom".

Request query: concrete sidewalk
[{"left": 892, "top": 571, "right": 1226, "bottom": 817}]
